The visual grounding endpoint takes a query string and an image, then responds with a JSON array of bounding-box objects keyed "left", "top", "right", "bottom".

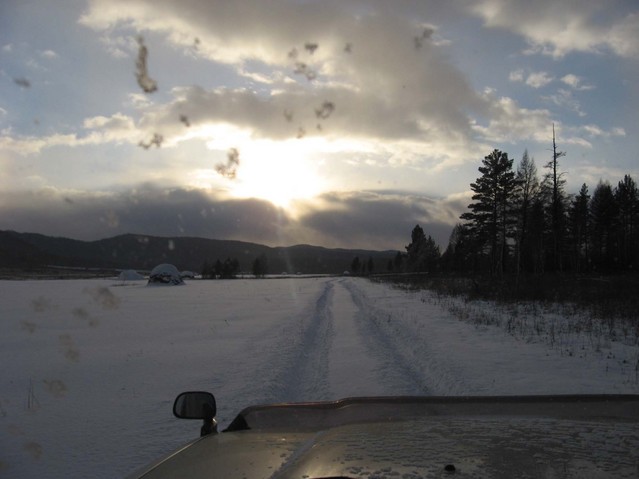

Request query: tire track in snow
[
  {"left": 237, "top": 279, "right": 334, "bottom": 405},
  {"left": 342, "top": 279, "right": 473, "bottom": 395},
  {"left": 341, "top": 279, "right": 432, "bottom": 395},
  {"left": 327, "top": 279, "right": 397, "bottom": 398},
  {"left": 276, "top": 280, "right": 334, "bottom": 402}
]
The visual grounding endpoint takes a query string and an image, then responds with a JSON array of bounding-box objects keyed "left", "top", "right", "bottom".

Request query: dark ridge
[{"left": 0, "top": 230, "right": 399, "bottom": 276}]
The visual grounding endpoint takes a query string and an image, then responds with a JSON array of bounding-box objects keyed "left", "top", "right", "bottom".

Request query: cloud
[
  {"left": 542, "top": 88, "right": 586, "bottom": 117},
  {"left": 0, "top": 185, "right": 461, "bottom": 250},
  {"left": 606, "top": 11, "right": 639, "bottom": 58},
  {"left": 472, "top": 90, "right": 553, "bottom": 144},
  {"left": 470, "top": 91, "right": 621, "bottom": 152},
  {"left": 0, "top": 185, "right": 286, "bottom": 242},
  {"left": 525, "top": 71, "right": 553, "bottom": 89},
  {"left": 509, "top": 69, "right": 554, "bottom": 88},
  {"left": 0, "top": 132, "right": 79, "bottom": 155},
  {"left": 79, "top": 0, "right": 491, "bottom": 163},
  {"left": 83, "top": 113, "right": 136, "bottom": 133},
  {"left": 79, "top": 0, "right": 607, "bottom": 170},
  {"left": 578, "top": 124, "right": 626, "bottom": 139},
  {"left": 561, "top": 74, "right": 595, "bottom": 91},
  {"left": 508, "top": 69, "right": 524, "bottom": 82},
  {"left": 468, "top": 0, "right": 639, "bottom": 58},
  {"left": 570, "top": 163, "right": 635, "bottom": 191},
  {"left": 292, "top": 190, "right": 465, "bottom": 249},
  {"left": 0, "top": 113, "right": 139, "bottom": 154},
  {"left": 98, "top": 34, "right": 137, "bottom": 59},
  {"left": 39, "top": 50, "right": 58, "bottom": 59}
]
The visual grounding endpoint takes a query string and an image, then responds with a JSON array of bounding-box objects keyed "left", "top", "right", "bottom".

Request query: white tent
[{"left": 147, "top": 264, "right": 185, "bottom": 286}]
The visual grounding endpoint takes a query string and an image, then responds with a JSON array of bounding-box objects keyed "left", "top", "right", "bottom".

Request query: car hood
[{"left": 130, "top": 395, "right": 639, "bottom": 479}]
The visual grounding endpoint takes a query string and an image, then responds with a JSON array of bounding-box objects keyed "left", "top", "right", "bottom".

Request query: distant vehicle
[{"left": 127, "top": 392, "right": 639, "bottom": 479}]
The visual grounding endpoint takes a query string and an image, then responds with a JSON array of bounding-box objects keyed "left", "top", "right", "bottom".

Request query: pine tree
[
  {"left": 252, "top": 253, "right": 268, "bottom": 278},
  {"left": 394, "top": 251, "right": 404, "bottom": 271},
  {"left": 442, "top": 223, "right": 476, "bottom": 272},
  {"left": 567, "top": 183, "right": 590, "bottom": 272},
  {"left": 405, "top": 225, "right": 440, "bottom": 272},
  {"left": 460, "top": 149, "right": 517, "bottom": 275},
  {"left": 590, "top": 181, "right": 617, "bottom": 270},
  {"left": 367, "top": 256, "right": 374, "bottom": 274},
  {"left": 201, "top": 260, "right": 213, "bottom": 279},
  {"left": 351, "top": 256, "right": 361, "bottom": 275},
  {"left": 614, "top": 175, "right": 639, "bottom": 269},
  {"left": 214, "top": 259, "right": 223, "bottom": 278},
  {"left": 528, "top": 198, "right": 547, "bottom": 275}
]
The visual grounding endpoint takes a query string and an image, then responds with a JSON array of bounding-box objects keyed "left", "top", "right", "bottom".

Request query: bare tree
[{"left": 542, "top": 124, "right": 567, "bottom": 272}]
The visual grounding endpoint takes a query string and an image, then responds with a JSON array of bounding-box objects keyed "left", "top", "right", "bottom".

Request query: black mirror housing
[{"left": 173, "top": 391, "right": 217, "bottom": 420}]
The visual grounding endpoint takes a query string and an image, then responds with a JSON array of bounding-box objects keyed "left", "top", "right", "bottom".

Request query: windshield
[{"left": 1, "top": 1, "right": 638, "bottom": 478}]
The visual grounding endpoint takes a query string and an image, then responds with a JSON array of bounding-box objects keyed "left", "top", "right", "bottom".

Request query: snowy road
[
  {"left": 1, "top": 276, "right": 637, "bottom": 479},
  {"left": 235, "top": 278, "right": 434, "bottom": 403}
]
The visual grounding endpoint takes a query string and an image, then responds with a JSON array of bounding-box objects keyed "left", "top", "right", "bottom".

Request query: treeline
[
  {"left": 201, "top": 258, "right": 240, "bottom": 279},
  {"left": 201, "top": 253, "right": 269, "bottom": 279},
  {"left": 350, "top": 225, "right": 440, "bottom": 275},
  {"left": 439, "top": 143, "right": 638, "bottom": 276},
  {"left": 403, "top": 136, "right": 638, "bottom": 276}
]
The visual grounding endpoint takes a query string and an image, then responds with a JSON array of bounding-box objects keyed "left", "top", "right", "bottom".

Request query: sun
[{"left": 229, "top": 139, "right": 325, "bottom": 208}]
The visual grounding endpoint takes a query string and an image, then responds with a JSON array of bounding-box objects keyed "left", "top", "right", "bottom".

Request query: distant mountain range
[{"left": 0, "top": 230, "right": 399, "bottom": 276}]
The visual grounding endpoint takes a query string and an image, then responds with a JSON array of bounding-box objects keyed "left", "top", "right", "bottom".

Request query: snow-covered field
[{"left": 1, "top": 276, "right": 638, "bottom": 478}]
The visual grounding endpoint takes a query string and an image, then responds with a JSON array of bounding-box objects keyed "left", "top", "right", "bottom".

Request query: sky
[{"left": 1, "top": 0, "right": 638, "bottom": 250}]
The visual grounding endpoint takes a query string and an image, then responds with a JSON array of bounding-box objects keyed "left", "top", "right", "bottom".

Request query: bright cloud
[
  {"left": 1, "top": 113, "right": 139, "bottom": 154},
  {"left": 39, "top": 49, "right": 58, "bottom": 59},
  {"left": 468, "top": 0, "right": 639, "bottom": 58},
  {"left": 509, "top": 70, "right": 555, "bottom": 89},
  {"left": 525, "top": 71, "right": 554, "bottom": 89},
  {"left": 472, "top": 90, "right": 553, "bottom": 144},
  {"left": 561, "top": 74, "right": 595, "bottom": 91}
]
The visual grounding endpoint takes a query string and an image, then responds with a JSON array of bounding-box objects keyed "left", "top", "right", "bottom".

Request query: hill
[{"left": 0, "top": 230, "right": 399, "bottom": 276}]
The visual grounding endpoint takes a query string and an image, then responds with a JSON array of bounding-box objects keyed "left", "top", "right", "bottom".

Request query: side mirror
[
  {"left": 173, "top": 391, "right": 216, "bottom": 419},
  {"left": 173, "top": 391, "right": 217, "bottom": 436}
]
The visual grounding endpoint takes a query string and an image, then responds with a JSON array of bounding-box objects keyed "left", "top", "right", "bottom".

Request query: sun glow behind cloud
[
  {"left": 181, "top": 122, "right": 379, "bottom": 209},
  {"left": 229, "top": 138, "right": 326, "bottom": 208},
  {"left": 185, "top": 125, "right": 329, "bottom": 209}
]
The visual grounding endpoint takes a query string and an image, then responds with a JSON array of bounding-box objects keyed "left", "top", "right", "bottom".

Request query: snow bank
[
  {"left": 147, "top": 264, "right": 184, "bottom": 286},
  {"left": 118, "top": 270, "right": 145, "bottom": 281}
]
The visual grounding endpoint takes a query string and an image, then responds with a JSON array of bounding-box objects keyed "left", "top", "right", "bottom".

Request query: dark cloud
[
  {"left": 295, "top": 191, "right": 455, "bottom": 249},
  {"left": 0, "top": 185, "right": 288, "bottom": 245},
  {"left": 0, "top": 186, "right": 458, "bottom": 250}
]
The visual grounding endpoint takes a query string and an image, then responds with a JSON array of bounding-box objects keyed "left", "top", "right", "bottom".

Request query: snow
[
  {"left": 0, "top": 277, "right": 637, "bottom": 478},
  {"left": 147, "top": 263, "right": 184, "bottom": 285},
  {"left": 118, "top": 270, "right": 145, "bottom": 282}
]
